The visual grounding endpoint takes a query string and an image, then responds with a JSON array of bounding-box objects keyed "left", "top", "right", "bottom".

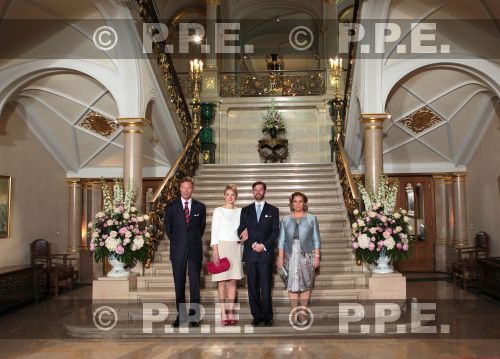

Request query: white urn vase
[
  {"left": 107, "top": 254, "right": 130, "bottom": 278},
  {"left": 372, "top": 250, "right": 394, "bottom": 274}
]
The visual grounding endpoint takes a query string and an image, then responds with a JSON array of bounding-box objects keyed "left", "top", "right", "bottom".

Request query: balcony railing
[{"left": 219, "top": 70, "right": 326, "bottom": 97}]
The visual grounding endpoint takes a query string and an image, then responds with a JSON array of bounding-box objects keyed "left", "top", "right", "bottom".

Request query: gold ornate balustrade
[
  {"left": 328, "top": 0, "right": 361, "bottom": 223},
  {"left": 134, "top": 0, "right": 203, "bottom": 266},
  {"left": 220, "top": 70, "right": 326, "bottom": 97},
  {"left": 333, "top": 137, "right": 359, "bottom": 224},
  {"left": 145, "top": 130, "right": 201, "bottom": 268},
  {"left": 135, "top": 0, "right": 193, "bottom": 140}
]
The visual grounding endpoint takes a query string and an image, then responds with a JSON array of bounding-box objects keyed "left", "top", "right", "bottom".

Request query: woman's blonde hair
[
  {"left": 289, "top": 191, "right": 309, "bottom": 212},
  {"left": 224, "top": 184, "right": 238, "bottom": 198}
]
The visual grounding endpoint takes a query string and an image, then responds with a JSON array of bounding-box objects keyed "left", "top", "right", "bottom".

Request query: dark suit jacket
[
  {"left": 164, "top": 198, "right": 206, "bottom": 263},
  {"left": 238, "top": 202, "right": 279, "bottom": 263}
]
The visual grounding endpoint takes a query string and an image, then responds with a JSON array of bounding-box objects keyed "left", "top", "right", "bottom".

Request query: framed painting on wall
[{"left": 0, "top": 176, "right": 12, "bottom": 238}]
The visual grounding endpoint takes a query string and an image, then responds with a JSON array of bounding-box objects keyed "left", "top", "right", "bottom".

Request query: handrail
[
  {"left": 152, "top": 128, "right": 201, "bottom": 203},
  {"left": 135, "top": 0, "right": 193, "bottom": 140},
  {"left": 145, "top": 129, "right": 202, "bottom": 268},
  {"left": 334, "top": 136, "right": 359, "bottom": 224},
  {"left": 328, "top": 0, "right": 361, "bottom": 223}
]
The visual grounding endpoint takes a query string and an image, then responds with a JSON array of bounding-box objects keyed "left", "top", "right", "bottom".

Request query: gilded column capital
[
  {"left": 66, "top": 178, "right": 81, "bottom": 185},
  {"left": 452, "top": 172, "right": 467, "bottom": 180},
  {"left": 117, "top": 117, "right": 150, "bottom": 134},
  {"left": 205, "top": 0, "right": 221, "bottom": 5}
]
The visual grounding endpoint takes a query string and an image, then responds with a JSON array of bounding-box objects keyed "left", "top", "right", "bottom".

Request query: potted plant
[
  {"left": 87, "top": 180, "right": 150, "bottom": 277},
  {"left": 351, "top": 175, "right": 413, "bottom": 273},
  {"left": 261, "top": 101, "right": 286, "bottom": 139}
]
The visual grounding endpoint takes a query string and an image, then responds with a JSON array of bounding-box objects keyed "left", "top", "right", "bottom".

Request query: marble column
[
  {"left": 433, "top": 175, "right": 449, "bottom": 272},
  {"left": 117, "top": 118, "right": 148, "bottom": 213},
  {"left": 66, "top": 179, "right": 82, "bottom": 253},
  {"left": 360, "top": 113, "right": 389, "bottom": 192},
  {"left": 452, "top": 173, "right": 469, "bottom": 246}
]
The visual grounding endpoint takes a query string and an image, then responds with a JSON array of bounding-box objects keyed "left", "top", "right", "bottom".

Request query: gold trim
[
  {"left": 116, "top": 117, "right": 149, "bottom": 128},
  {"left": 364, "top": 125, "right": 383, "bottom": 130},
  {"left": 361, "top": 113, "right": 390, "bottom": 120},
  {"left": 124, "top": 129, "right": 144, "bottom": 134},
  {"left": 66, "top": 179, "right": 81, "bottom": 185},
  {"left": 66, "top": 247, "right": 80, "bottom": 253}
]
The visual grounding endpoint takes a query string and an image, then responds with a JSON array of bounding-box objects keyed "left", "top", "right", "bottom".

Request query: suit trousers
[
  {"left": 171, "top": 253, "right": 202, "bottom": 320},
  {"left": 245, "top": 261, "right": 273, "bottom": 322}
]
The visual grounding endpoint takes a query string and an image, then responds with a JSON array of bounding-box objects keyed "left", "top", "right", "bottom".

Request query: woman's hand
[
  {"left": 277, "top": 256, "right": 284, "bottom": 270},
  {"left": 212, "top": 247, "right": 220, "bottom": 266},
  {"left": 313, "top": 255, "right": 320, "bottom": 269}
]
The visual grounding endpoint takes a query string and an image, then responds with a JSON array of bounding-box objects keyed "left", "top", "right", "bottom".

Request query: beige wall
[
  {"left": 0, "top": 103, "right": 68, "bottom": 267},
  {"left": 215, "top": 98, "right": 331, "bottom": 164},
  {"left": 466, "top": 112, "right": 500, "bottom": 256}
]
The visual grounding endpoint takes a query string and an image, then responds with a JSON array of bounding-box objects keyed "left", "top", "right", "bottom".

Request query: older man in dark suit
[
  {"left": 164, "top": 176, "right": 206, "bottom": 327},
  {"left": 238, "top": 181, "right": 279, "bottom": 327}
]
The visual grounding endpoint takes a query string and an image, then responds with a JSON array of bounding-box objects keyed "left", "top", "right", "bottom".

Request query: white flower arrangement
[
  {"left": 352, "top": 175, "right": 413, "bottom": 264},
  {"left": 88, "top": 180, "right": 150, "bottom": 266}
]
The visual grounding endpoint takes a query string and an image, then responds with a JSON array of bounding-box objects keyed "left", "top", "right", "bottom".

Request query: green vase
[
  {"left": 269, "top": 127, "right": 278, "bottom": 139},
  {"left": 201, "top": 102, "right": 216, "bottom": 127}
]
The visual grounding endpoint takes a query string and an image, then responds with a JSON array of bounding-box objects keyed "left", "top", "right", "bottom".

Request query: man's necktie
[
  {"left": 184, "top": 201, "right": 190, "bottom": 225},
  {"left": 256, "top": 203, "right": 262, "bottom": 223}
]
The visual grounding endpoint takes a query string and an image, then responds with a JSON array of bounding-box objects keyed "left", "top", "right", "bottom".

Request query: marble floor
[{"left": 0, "top": 277, "right": 499, "bottom": 358}]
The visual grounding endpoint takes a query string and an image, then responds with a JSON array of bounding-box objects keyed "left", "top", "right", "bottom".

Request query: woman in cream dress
[{"left": 211, "top": 184, "right": 243, "bottom": 325}]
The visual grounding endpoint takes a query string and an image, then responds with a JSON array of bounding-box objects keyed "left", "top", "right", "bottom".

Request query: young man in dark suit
[
  {"left": 164, "top": 177, "right": 206, "bottom": 327},
  {"left": 238, "top": 181, "right": 279, "bottom": 326}
]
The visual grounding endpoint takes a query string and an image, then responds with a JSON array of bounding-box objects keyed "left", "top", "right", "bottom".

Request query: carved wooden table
[{"left": 258, "top": 139, "right": 289, "bottom": 163}]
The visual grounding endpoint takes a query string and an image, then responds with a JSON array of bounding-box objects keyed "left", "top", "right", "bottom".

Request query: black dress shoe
[
  {"left": 171, "top": 317, "right": 181, "bottom": 328},
  {"left": 251, "top": 319, "right": 261, "bottom": 326},
  {"left": 189, "top": 321, "right": 200, "bottom": 328},
  {"left": 264, "top": 320, "right": 273, "bottom": 327}
]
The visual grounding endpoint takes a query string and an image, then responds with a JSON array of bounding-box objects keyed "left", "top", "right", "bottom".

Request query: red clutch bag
[{"left": 207, "top": 257, "right": 230, "bottom": 274}]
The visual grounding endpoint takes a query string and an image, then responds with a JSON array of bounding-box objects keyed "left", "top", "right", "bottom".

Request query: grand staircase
[
  {"left": 134, "top": 163, "right": 368, "bottom": 302},
  {"left": 66, "top": 163, "right": 395, "bottom": 338}
]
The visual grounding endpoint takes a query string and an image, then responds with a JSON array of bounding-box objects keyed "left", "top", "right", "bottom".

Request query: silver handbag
[{"left": 278, "top": 266, "right": 288, "bottom": 285}]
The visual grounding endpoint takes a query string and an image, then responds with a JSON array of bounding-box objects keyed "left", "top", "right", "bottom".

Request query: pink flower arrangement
[{"left": 351, "top": 204, "right": 413, "bottom": 265}]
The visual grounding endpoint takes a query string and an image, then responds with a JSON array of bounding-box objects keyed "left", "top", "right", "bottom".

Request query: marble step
[
  {"left": 196, "top": 172, "right": 338, "bottom": 180},
  {"left": 144, "top": 263, "right": 363, "bottom": 277},
  {"left": 137, "top": 273, "right": 368, "bottom": 290},
  {"left": 195, "top": 177, "right": 339, "bottom": 186},
  {"left": 130, "top": 286, "right": 369, "bottom": 302},
  {"left": 195, "top": 183, "right": 342, "bottom": 192}
]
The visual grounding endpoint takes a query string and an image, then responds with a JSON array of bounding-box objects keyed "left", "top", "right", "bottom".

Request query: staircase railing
[
  {"left": 145, "top": 129, "right": 201, "bottom": 268},
  {"left": 135, "top": 0, "right": 193, "bottom": 140},
  {"left": 329, "top": 0, "right": 361, "bottom": 223},
  {"left": 333, "top": 138, "right": 359, "bottom": 224},
  {"left": 133, "top": 0, "right": 203, "bottom": 267}
]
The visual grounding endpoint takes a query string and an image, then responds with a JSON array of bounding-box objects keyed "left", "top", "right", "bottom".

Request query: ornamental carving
[
  {"left": 401, "top": 107, "right": 442, "bottom": 133},
  {"left": 79, "top": 111, "right": 118, "bottom": 137}
]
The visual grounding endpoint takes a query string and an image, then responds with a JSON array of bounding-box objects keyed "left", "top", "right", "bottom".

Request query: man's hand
[
  {"left": 253, "top": 243, "right": 264, "bottom": 252},
  {"left": 240, "top": 229, "right": 249, "bottom": 242}
]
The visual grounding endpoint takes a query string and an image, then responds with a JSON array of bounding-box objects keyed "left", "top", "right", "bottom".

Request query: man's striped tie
[{"left": 184, "top": 201, "right": 190, "bottom": 225}]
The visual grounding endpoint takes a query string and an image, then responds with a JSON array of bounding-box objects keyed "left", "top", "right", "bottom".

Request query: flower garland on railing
[
  {"left": 351, "top": 175, "right": 413, "bottom": 264},
  {"left": 88, "top": 180, "right": 150, "bottom": 267}
]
